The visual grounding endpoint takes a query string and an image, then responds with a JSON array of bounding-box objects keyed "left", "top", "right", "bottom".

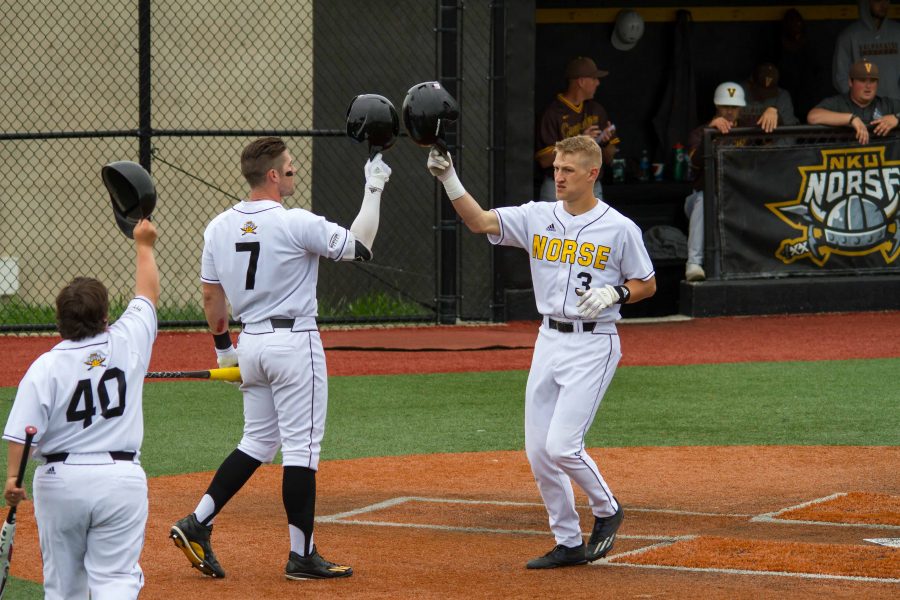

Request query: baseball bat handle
[
  {"left": 146, "top": 370, "right": 211, "bottom": 379},
  {"left": 15, "top": 428, "right": 36, "bottom": 488},
  {"left": 146, "top": 367, "right": 241, "bottom": 382}
]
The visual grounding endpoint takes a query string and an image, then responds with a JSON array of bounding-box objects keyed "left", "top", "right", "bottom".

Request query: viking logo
[
  {"left": 240, "top": 221, "right": 258, "bottom": 236},
  {"left": 84, "top": 352, "right": 107, "bottom": 370},
  {"left": 766, "top": 146, "right": 900, "bottom": 266}
]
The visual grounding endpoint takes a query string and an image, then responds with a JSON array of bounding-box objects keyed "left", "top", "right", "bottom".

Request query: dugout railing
[{"left": 700, "top": 125, "right": 900, "bottom": 281}]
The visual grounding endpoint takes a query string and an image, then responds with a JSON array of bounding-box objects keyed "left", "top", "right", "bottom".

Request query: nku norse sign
[{"left": 713, "top": 137, "right": 900, "bottom": 279}]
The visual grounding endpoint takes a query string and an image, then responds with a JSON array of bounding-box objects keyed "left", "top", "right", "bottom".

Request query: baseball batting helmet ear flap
[
  {"left": 401, "top": 81, "right": 459, "bottom": 151},
  {"left": 346, "top": 94, "right": 400, "bottom": 158},
  {"left": 101, "top": 161, "right": 157, "bottom": 239},
  {"left": 713, "top": 82, "right": 747, "bottom": 107}
]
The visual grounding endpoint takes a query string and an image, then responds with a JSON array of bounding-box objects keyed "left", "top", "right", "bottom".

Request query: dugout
[{"left": 502, "top": 1, "right": 900, "bottom": 320}]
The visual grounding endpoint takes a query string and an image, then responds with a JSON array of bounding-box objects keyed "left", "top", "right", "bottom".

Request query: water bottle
[
  {"left": 673, "top": 143, "right": 686, "bottom": 182},
  {"left": 639, "top": 149, "right": 650, "bottom": 182}
]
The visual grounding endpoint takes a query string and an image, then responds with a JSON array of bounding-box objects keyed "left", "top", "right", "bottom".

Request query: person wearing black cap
[
  {"left": 809, "top": 58, "right": 900, "bottom": 144},
  {"left": 535, "top": 56, "right": 619, "bottom": 201},
  {"left": 741, "top": 63, "right": 799, "bottom": 133}
]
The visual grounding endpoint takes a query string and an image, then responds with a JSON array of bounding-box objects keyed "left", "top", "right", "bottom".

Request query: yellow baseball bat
[{"left": 145, "top": 367, "right": 242, "bottom": 382}]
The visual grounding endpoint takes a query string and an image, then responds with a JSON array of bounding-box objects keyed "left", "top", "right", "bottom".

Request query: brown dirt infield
[
  {"left": 2, "top": 312, "right": 899, "bottom": 597},
  {"left": 7, "top": 447, "right": 900, "bottom": 598}
]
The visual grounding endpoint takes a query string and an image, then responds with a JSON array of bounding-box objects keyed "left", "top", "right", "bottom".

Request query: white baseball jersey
[
  {"left": 489, "top": 199, "right": 654, "bottom": 323},
  {"left": 488, "top": 198, "right": 654, "bottom": 550},
  {"left": 201, "top": 200, "right": 356, "bottom": 324},
  {"left": 3, "top": 296, "right": 157, "bottom": 458}
]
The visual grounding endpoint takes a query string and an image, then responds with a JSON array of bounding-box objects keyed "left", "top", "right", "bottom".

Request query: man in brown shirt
[{"left": 535, "top": 57, "right": 619, "bottom": 201}]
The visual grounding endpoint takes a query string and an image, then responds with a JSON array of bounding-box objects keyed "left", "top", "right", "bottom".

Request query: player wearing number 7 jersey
[
  {"left": 3, "top": 219, "right": 159, "bottom": 599},
  {"left": 427, "top": 134, "right": 655, "bottom": 568},
  {"left": 170, "top": 137, "right": 389, "bottom": 581}
]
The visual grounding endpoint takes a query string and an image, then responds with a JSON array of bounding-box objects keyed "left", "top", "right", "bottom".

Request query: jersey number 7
[{"left": 236, "top": 242, "right": 260, "bottom": 290}]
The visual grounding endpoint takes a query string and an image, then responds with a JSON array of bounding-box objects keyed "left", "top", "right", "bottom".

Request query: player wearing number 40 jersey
[
  {"left": 427, "top": 134, "right": 655, "bottom": 568},
  {"left": 170, "top": 137, "right": 390, "bottom": 581},
  {"left": 3, "top": 219, "right": 159, "bottom": 599}
]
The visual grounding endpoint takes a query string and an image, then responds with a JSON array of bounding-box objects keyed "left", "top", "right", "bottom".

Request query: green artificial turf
[{"left": 0, "top": 358, "right": 897, "bottom": 479}]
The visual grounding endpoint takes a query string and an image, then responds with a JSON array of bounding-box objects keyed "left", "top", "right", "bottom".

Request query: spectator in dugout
[
  {"left": 684, "top": 82, "right": 748, "bottom": 283},
  {"left": 741, "top": 62, "right": 800, "bottom": 133},
  {"left": 808, "top": 58, "right": 900, "bottom": 144},
  {"left": 535, "top": 56, "right": 619, "bottom": 201},
  {"left": 833, "top": 0, "right": 900, "bottom": 101}
]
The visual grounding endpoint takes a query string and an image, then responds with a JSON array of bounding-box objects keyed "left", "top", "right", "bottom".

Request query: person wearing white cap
[
  {"left": 683, "top": 82, "right": 747, "bottom": 282},
  {"left": 611, "top": 10, "right": 645, "bottom": 51},
  {"left": 535, "top": 56, "right": 619, "bottom": 201}
]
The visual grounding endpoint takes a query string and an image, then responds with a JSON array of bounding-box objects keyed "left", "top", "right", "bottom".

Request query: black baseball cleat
[
  {"left": 285, "top": 546, "right": 353, "bottom": 580},
  {"left": 170, "top": 513, "right": 226, "bottom": 578},
  {"left": 586, "top": 502, "right": 624, "bottom": 562},
  {"left": 526, "top": 542, "right": 588, "bottom": 569}
]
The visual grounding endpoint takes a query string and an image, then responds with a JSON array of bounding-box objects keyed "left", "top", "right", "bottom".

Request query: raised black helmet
[
  {"left": 401, "top": 81, "right": 459, "bottom": 149},
  {"left": 101, "top": 161, "right": 157, "bottom": 239},
  {"left": 345, "top": 94, "right": 400, "bottom": 155}
]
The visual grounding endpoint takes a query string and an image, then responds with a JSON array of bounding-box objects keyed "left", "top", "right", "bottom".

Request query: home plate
[{"left": 863, "top": 538, "right": 900, "bottom": 548}]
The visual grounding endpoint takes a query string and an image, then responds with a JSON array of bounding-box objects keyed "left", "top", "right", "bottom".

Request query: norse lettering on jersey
[{"left": 531, "top": 234, "right": 612, "bottom": 270}]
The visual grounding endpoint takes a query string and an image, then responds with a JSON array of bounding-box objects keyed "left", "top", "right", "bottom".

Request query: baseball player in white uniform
[
  {"left": 427, "top": 134, "right": 655, "bottom": 568},
  {"left": 170, "top": 137, "right": 390, "bottom": 580},
  {"left": 3, "top": 219, "right": 159, "bottom": 599}
]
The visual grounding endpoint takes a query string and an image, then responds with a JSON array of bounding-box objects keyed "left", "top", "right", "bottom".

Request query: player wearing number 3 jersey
[
  {"left": 428, "top": 134, "right": 655, "bottom": 568},
  {"left": 170, "top": 137, "right": 390, "bottom": 581},
  {"left": 3, "top": 219, "right": 159, "bottom": 599}
]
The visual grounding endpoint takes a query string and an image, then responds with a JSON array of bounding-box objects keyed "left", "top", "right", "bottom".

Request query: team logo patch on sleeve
[
  {"left": 329, "top": 232, "right": 340, "bottom": 249},
  {"left": 240, "top": 221, "right": 258, "bottom": 236},
  {"left": 84, "top": 352, "right": 107, "bottom": 370}
]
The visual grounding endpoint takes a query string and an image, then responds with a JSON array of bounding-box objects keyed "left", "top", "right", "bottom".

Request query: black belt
[
  {"left": 242, "top": 318, "right": 295, "bottom": 331},
  {"left": 44, "top": 451, "right": 136, "bottom": 463},
  {"left": 547, "top": 318, "right": 596, "bottom": 333}
]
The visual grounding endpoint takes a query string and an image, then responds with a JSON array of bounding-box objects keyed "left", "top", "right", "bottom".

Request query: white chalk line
[{"left": 319, "top": 494, "right": 900, "bottom": 583}]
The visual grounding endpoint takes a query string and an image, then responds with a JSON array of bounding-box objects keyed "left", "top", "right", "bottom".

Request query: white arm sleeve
[{"left": 349, "top": 187, "right": 382, "bottom": 251}]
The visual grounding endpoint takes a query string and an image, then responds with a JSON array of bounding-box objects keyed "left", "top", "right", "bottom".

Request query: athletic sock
[
  {"left": 196, "top": 448, "right": 262, "bottom": 526},
  {"left": 283, "top": 466, "right": 316, "bottom": 556}
]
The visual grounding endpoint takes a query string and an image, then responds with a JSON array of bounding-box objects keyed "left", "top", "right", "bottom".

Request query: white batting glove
[
  {"left": 364, "top": 153, "right": 391, "bottom": 192},
  {"left": 215, "top": 345, "right": 239, "bottom": 369},
  {"left": 576, "top": 285, "right": 622, "bottom": 319},
  {"left": 427, "top": 146, "right": 467, "bottom": 200},
  {"left": 427, "top": 147, "right": 454, "bottom": 181}
]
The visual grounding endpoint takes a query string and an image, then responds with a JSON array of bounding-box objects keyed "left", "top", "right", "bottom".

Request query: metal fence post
[
  {"left": 138, "top": 0, "right": 152, "bottom": 171},
  {"left": 436, "top": 0, "right": 463, "bottom": 324}
]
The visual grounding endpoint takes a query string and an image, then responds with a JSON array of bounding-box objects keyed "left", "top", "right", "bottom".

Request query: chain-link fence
[{"left": 0, "top": 0, "right": 499, "bottom": 332}]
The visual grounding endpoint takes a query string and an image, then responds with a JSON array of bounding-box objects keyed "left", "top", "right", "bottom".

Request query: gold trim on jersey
[{"left": 532, "top": 234, "right": 611, "bottom": 269}]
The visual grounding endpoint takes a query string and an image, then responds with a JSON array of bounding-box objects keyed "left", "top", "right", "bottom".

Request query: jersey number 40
[{"left": 66, "top": 368, "right": 126, "bottom": 429}]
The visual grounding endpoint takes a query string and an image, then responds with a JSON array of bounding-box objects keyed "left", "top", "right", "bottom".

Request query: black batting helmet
[
  {"left": 346, "top": 94, "right": 400, "bottom": 156},
  {"left": 402, "top": 81, "right": 459, "bottom": 150},
  {"left": 101, "top": 161, "right": 157, "bottom": 239}
]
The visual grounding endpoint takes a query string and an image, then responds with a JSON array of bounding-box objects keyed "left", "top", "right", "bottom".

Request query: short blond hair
[{"left": 555, "top": 135, "right": 602, "bottom": 169}]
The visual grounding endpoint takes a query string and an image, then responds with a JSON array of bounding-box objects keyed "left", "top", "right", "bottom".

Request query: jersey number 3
[
  {"left": 66, "top": 368, "right": 127, "bottom": 429},
  {"left": 236, "top": 242, "right": 260, "bottom": 290}
]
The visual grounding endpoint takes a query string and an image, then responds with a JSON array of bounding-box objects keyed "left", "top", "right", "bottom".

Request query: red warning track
[{"left": 2, "top": 311, "right": 899, "bottom": 386}]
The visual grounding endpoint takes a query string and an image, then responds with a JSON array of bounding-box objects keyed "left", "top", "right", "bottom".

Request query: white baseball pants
[
  {"left": 33, "top": 458, "right": 147, "bottom": 600},
  {"left": 236, "top": 326, "right": 328, "bottom": 470},
  {"left": 525, "top": 326, "right": 621, "bottom": 547}
]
